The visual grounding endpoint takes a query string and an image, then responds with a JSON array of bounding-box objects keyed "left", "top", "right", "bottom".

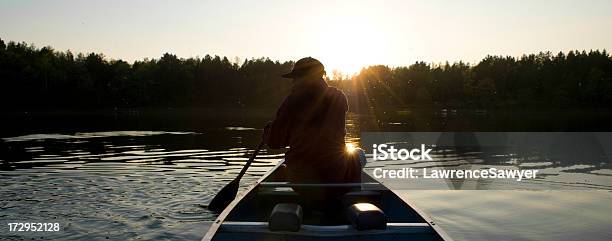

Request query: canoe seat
[
  {"left": 342, "top": 190, "right": 382, "bottom": 206},
  {"left": 346, "top": 203, "right": 387, "bottom": 230},
  {"left": 269, "top": 203, "right": 303, "bottom": 232}
]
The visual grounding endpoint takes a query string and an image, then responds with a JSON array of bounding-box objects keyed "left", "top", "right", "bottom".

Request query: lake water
[{"left": 1, "top": 111, "right": 611, "bottom": 241}]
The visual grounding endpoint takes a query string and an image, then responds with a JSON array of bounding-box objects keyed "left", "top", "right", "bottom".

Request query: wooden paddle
[{"left": 208, "top": 140, "right": 265, "bottom": 212}]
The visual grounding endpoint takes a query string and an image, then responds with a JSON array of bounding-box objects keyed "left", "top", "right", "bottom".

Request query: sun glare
[
  {"left": 346, "top": 143, "right": 357, "bottom": 153},
  {"left": 315, "top": 14, "right": 389, "bottom": 76}
]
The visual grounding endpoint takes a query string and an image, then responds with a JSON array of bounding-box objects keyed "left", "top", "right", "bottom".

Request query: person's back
[{"left": 264, "top": 57, "right": 360, "bottom": 201}]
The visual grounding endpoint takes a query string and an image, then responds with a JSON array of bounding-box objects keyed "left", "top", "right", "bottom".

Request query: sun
[{"left": 315, "top": 15, "right": 389, "bottom": 75}]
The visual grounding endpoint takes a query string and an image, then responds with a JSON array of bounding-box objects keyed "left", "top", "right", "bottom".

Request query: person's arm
[{"left": 264, "top": 95, "right": 292, "bottom": 149}]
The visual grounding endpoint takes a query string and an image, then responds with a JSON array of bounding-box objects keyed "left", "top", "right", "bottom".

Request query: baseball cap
[{"left": 282, "top": 57, "right": 325, "bottom": 78}]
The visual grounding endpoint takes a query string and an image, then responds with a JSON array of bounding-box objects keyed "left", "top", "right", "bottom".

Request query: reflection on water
[
  {"left": 1, "top": 114, "right": 612, "bottom": 240},
  {"left": 1, "top": 130, "right": 283, "bottom": 240},
  {"left": 404, "top": 190, "right": 612, "bottom": 241}
]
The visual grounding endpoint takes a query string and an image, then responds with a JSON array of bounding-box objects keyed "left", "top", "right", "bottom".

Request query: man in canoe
[{"left": 263, "top": 57, "right": 363, "bottom": 203}]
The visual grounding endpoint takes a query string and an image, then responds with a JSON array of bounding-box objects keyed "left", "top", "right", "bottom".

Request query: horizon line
[{"left": 2, "top": 37, "right": 610, "bottom": 75}]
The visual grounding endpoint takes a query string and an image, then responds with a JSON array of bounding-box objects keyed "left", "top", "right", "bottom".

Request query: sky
[{"left": 1, "top": 0, "right": 611, "bottom": 74}]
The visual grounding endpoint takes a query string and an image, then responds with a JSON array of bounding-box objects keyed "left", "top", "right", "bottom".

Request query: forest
[{"left": 1, "top": 38, "right": 611, "bottom": 112}]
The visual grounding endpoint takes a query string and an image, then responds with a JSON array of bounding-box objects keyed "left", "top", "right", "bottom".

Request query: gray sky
[{"left": 1, "top": 0, "right": 611, "bottom": 73}]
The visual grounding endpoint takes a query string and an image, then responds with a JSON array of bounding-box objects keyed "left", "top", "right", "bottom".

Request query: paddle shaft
[
  {"left": 207, "top": 139, "right": 266, "bottom": 211},
  {"left": 235, "top": 140, "right": 265, "bottom": 181}
]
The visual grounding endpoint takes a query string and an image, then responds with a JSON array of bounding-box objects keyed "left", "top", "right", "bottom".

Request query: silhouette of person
[{"left": 263, "top": 57, "right": 362, "bottom": 205}]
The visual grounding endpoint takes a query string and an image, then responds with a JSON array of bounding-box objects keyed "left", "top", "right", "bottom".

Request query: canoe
[{"left": 202, "top": 160, "right": 453, "bottom": 241}]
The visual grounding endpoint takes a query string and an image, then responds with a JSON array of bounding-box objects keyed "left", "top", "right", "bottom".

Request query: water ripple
[{"left": 0, "top": 131, "right": 280, "bottom": 240}]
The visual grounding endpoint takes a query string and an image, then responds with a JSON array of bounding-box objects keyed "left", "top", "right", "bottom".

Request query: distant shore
[{"left": 2, "top": 107, "right": 612, "bottom": 138}]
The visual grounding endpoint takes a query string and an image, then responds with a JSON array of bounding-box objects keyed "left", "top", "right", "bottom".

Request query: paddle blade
[{"left": 208, "top": 179, "right": 239, "bottom": 212}]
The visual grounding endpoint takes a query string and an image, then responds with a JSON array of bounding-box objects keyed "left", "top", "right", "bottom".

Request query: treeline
[
  {"left": 0, "top": 39, "right": 293, "bottom": 110},
  {"left": 1, "top": 38, "right": 611, "bottom": 112},
  {"left": 336, "top": 51, "right": 612, "bottom": 111}
]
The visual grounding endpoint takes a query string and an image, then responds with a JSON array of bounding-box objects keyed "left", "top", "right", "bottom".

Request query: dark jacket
[{"left": 266, "top": 78, "right": 360, "bottom": 193}]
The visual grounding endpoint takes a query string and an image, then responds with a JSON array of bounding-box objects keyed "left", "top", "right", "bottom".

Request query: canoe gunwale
[
  {"left": 201, "top": 161, "right": 285, "bottom": 241},
  {"left": 218, "top": 221, "right": 435, "bottom": 237},
  {"left": 260, "top": 181, "right": 383, "bottom": 188},
  {"left": 386, "top": 182, "right": 455, "bottom": 241}
]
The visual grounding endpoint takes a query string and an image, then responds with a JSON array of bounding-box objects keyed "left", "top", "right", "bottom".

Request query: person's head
[{"left": 282, "top": 57, "right": 326, "bottom": 84}]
